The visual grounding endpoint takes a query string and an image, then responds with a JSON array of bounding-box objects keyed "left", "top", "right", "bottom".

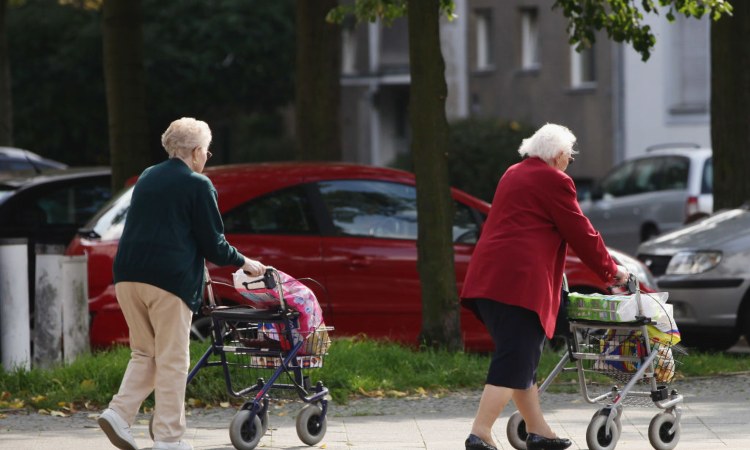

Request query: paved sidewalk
[{"left": 2, "top": 374, "right": 750, "bottom": 449}]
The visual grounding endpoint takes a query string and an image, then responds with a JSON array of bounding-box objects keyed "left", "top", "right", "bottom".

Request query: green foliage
[
  {"left": 1, "top": 338, "right": 749, "bottom": 411},
  {"left": 7, "top": 0, "right": 106, "bottom": 165},
  {"left": 390, "top": 118, "right": 533, "bottom": 203},
  {"left": 327, "top": 0, "right": 455, "bottom": 26},
  {"left": 445, "top": 118, "right": 534, "bottom": 202},
  {"left": 553, "top": 0, "right": 733, "bottom": 61},
  {"left": 7, "top": 0, "right": 295, "bottom": 165}
]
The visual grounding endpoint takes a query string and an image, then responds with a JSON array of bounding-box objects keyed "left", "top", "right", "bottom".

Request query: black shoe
[
  {"left": 465, "top": 434, "right": 497, "bottom": 450},
  {"left": 526, "top": 432, "right": 572, "bottom": 450}
]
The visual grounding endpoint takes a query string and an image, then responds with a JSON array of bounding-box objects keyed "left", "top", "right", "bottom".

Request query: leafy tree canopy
[
  {"left": 553, "top": 0, "right": 733, "bottom": 60},
  {"left": 7, "top": 0, "right": 295, "bottom": 165},
  {"left": 327, "top": 0, "right": 455, "bottom": 26}
]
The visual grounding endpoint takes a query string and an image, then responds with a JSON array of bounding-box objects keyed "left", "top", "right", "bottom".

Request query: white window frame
[
  {"left": 667, "top": 15, "right": 710, "bottom": 118},
  {"left": 520, "top": 8, "right": 540, "bottom": 70},
  {"left": 474, "top": 9, "right": 493, "bottom": 71},
  {"left": 570, "top": 44, "right": 596, "bottom": 88},
  {"left": 341, "top": 26, "right": 358, "bottom": 75}
]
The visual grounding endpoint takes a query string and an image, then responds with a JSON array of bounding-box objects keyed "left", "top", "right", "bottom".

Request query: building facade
[{"left": 339, "top": 1, "right": 711, "bottom": 180}]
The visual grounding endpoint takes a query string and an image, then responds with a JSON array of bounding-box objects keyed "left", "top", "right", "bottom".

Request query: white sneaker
[
  {"left": 152, "top": 441, "right": 193, "bottom": 450},
  {"left": 98, "top": 408, "right": 139, "bottom": 450}
]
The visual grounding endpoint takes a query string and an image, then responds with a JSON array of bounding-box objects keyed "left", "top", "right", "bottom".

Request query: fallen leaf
[
  {"left": 220, "top": 402, "right": 230, "bottom": 408},
  {"left": 50, "top": 410, "right": 68, "bottom": 417}
]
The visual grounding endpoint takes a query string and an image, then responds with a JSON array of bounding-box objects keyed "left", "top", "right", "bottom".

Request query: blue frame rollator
[{"left": 187, "top": 267, "right": 332, "bottom": 450}]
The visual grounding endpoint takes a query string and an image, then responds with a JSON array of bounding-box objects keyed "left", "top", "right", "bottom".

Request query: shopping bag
[{"left": 232, "top": 269, "right": 325, "bottom": 355}]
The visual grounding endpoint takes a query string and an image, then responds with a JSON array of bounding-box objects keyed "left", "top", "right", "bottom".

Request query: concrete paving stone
[{"left": 3, "top": 374, "right": 750, "bottom": 449}]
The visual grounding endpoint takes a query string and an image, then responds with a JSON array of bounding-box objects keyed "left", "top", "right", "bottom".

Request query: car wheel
[
  {"left": 685, "top": 213, "right": 709, "bottom": 224},
  {"left": 641, "top": 224, "right": 660, "bottom": 242},
  {"left": 680, "top": 332, "right": 739, "bottom": 352},
  {"left": 738, "top": 294, "right": 750, "bottom": 344},
  {"left": 190, "top": 315, "right": 213, "bottom": 342}
]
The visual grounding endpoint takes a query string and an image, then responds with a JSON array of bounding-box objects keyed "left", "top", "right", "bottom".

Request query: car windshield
[{"left": 82, "top": 185, "right": 133, "bottom": 240}]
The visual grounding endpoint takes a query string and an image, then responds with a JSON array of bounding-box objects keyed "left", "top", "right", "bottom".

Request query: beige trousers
[{"left": 109, "top": 282, "right": 193, "bottom": 443}]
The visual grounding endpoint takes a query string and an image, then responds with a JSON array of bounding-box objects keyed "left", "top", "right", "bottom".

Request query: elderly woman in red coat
[{"left": 461, "top": 123, "right": 628, "bottom": 450}]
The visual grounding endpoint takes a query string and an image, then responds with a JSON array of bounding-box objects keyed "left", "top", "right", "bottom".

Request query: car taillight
[{"left": 685, "top": 196, "right": 699, "bottom": 220}]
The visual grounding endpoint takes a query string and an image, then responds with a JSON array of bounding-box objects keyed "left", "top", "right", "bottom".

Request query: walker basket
[{"left": 577, "top": 328, "right": 684, "bottom": 386}]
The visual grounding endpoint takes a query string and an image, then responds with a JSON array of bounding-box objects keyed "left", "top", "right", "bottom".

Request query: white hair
[
  {"left": 161, "top": 117, "right": 212, "bottom": 158},
  {"left": 517, "top": 123, "right": 578, "bottom": 163}
]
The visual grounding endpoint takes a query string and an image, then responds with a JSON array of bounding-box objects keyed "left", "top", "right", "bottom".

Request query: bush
[
  {"left": 390, "top": 118, "right": 534, "bottom": 202},
  {"left": 447, "top": 118, "right": 534, "bottom": 202}
]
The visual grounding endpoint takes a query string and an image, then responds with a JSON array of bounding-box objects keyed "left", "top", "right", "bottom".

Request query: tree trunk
[
  {"left": 0, "top": 0, "right": 12, "bottom": 146},
  {"left": 295, "top": 0, "right": 341, "bottom": 161},
  {"left": 711, "top": 2, "right": 750, "bottom": 210},
  {"left": 407, "top": 0, "right": 462, "bottom": 350},
  {"left": 102, "top": 0, "right": 150, "bottom": 190}
]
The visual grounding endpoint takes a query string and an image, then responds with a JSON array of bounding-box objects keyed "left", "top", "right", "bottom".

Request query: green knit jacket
[{"left": 113, "top": 158, "right": 244, "bottom": 313}]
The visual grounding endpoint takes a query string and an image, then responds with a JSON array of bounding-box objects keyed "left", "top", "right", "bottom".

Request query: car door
[
  {"left": 584, "top": 159, "right": 640, "bottom": 251},
  {"left": 314, "top": 179, "right": 484, "bottom": 345},
  {"left": 217, "top": 184, "right": 326, "bottom": 305}
]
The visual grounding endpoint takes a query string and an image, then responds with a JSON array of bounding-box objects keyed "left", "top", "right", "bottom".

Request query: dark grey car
[{"left": 637, "top": 204, "right": 750, "bottom": 350}]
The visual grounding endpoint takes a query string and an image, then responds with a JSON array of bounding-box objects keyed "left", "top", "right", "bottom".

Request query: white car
[{"left": 581, "top": 145, "right": 712, "bottom": 254}]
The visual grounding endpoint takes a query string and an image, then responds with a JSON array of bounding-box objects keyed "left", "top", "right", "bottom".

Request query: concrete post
[
  {"left": 0, "top": 239, "right": 31, "bottom": 370},
  {"left": 33, "top": 246, "right": 90, "bottom": 368},
  {"left": 61, "top": 254, "right": 89, "bottom": 363},
  {"left": 33, "top": 245, "right": 65, "bottom": 368}
]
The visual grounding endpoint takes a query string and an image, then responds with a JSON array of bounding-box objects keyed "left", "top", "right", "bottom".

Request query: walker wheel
[
  {"left": 586, "top": 412, "right": 621, "bottom": 450},
  {"left": 591, "top": 407, "right": 622, "bottom": 434},
  {"left": 295, "top": 403, "right": 327, "bottom": 446},
  {"left": 505, "top": 411, "right": 528, "bottom": 450},
  {"left": 648, "top": 412, "right": 681, "bottom": 450},
  {"left": 258, "top": 398, "right": 270, "bottom": 435},
  {"left": 229, "top": 409, "right": 263, "bottom": 450}
]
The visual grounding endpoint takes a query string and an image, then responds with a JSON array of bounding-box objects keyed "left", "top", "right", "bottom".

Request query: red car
[{"left": 66, "top": 162, "right": 655, "bottom": 351}]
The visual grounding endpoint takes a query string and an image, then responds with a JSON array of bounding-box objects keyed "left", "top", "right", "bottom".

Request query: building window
[
  {"left": 668, "top": 15, "right": 709, "bottom": 116},
  {"left": 571, "top": 44, "right": 596, "bottom": 88},
  {"left": 341, "top": 26, "right": 357, "bottom": 75},
  {"left": 520, "top": 8, "right": 539, "bottom": 70},
  {"left": 474, "top": 9, "right": 493, "bottom": 70}
]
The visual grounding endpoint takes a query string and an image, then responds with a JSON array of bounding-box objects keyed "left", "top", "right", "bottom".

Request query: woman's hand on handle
[
  {"left": 242, "top": 257, "right": 266, "bottom": 277},
  {"left": 613, "top": 264, "right": 630, "bottom": 286}
]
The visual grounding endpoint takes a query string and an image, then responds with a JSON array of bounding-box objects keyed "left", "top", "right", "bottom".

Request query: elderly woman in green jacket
[{"left": 97, "top": 118, "right": 265, "bottom": 450}]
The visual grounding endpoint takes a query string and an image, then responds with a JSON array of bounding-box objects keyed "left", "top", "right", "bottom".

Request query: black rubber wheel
[
  {"left": 295, "top": 403, "right": 327, "bottom": 446},
  {"left": 586, "top": 413, "right": 620, "bottom": 450},
  {"left": 641, "top": 224, "right": 660, "bottom": 242},
  {"left": 505, "top": 411, "right": 528, "bottom": 450},
  {"left": 229, "top": 409, "right": 263, "bottom": 450},
  {"left": 648, "top": 412, "right": 681, "bottom": 450}
]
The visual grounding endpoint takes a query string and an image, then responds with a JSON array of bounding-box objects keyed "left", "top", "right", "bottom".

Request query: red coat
[{"left": 461, "top": 157, "right": 618, "bottom": 338}]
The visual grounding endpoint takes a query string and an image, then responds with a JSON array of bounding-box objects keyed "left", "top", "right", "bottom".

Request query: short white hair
[
  {"left": 161, "top": 117, "right": 212, "bottom": 158},
  {"left": 518, "top": 123, "right": 578, "bottom": 162}
]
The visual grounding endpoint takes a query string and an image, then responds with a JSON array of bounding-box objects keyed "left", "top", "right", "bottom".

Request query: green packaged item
[{"left": 567, "top": 292, "right": 635, "bottom": 322}]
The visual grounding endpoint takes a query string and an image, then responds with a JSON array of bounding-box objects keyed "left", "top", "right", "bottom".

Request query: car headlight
[{"left": 666, "top": 251, "right": 722, "bottom": 275}]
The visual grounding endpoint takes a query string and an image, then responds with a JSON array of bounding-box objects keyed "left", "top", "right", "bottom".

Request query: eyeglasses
[
  {"left": 568, "top": 156, "right": 575, "bottom": 165},
  {"left": 194, "top": 146, "right": 212, "bottom": 160}
]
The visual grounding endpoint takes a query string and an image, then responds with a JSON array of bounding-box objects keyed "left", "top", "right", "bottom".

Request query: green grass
[{"left": 1, "top": 338, "right": 748, "bottom": 412}]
